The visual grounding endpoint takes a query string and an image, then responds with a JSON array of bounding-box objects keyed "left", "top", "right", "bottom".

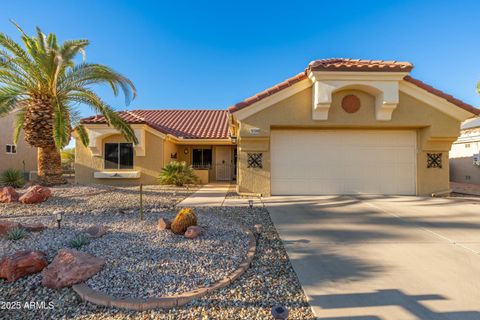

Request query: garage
[{"left": 271, "top": 130, "right": 416, "bottom": 195}]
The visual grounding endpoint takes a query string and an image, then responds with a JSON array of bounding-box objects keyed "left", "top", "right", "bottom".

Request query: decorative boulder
[
  {"left": 0, "top": 221, "right": 21, "bottom": 236},
  {"left": 19, "top": 185, "right": 52, "bottom": 204},
  {"left": 42, "top": 249, "right": 105, "bottom": 289},
  {"left": 171, "top": 208, "right": 197, "bottom": 235},
  {"left": 0, "top": 187, "right": 19, "bottom": 203},
  {"left": 85, "top": 225, "right": 107, "bottom": 239},
  {"left": 185, "top": 226, "right": 203, "bottom": 239},
  {"left": 0, "top": 250, "right": 48, "bottom": 282},
  {"left": 21, "top": 223, "right": 47, "bottom": 232},
  {"left": 157, "top": 218, "right": 172, "bottom": 231}
]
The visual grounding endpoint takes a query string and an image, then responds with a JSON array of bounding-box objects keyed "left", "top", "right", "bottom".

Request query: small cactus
[
  {"left": 171, "top": 208, "right": 197, "bottom": 235},
  {"left": 69, "top": 234, "right": 90, "bottom": 249},
  {"left": 7, "top": 227, "right": 27, "bottom": 241}
]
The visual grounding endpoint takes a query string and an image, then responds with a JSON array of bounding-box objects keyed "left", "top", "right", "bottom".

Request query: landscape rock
[
  {"left": 0, "top": 187, "right": 19, "bottom": 203},
  {"left": 19, "top": 185, "right": 52, "bottom": 204},
  {"left": 85, "top": 225, "right": 107, "bottom": 239},
  {"left": 0, "top": 250, "right": 48, "bottom": 282},
  {"left": 0, "top": 221, "right": 21, "bottom": 236},
  {"left": 157, "top": 218, "right": 171, "bottom": 231},
  {"left": 41, "top": 249, "right": 105, "bottom": 289},
  {"left": 185, "top": 225, "right": 203, "bottom": 239},
  {"left": 21, "top": 223, "right": 47, "bottom": 232}
]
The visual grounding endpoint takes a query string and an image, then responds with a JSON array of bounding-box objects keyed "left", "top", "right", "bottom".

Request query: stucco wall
[
  {"left": 0, "top": 113, "right": 38, "bottom": 174},
  {"left": 450, "top": 140, "right": 480, "bottom": 184},
  {"left": 237, "top": 86, "right": 461, "bottom": 196},
  {"left": 75, "top": 131, "right": 165, "bottom": 186}
]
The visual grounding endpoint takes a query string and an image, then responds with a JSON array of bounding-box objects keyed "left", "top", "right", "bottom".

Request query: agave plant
[
  {"left": 69, "top": 233, "right": 90, "bottom": 249},
  {"left": 0, "top": 168, "right": 25, "bottom": 188},
  {"left": 7, "top": 227, "right": 27, "bottom": 241},
  {"left": 158, "top": 161, "right": 199, "bottom": 187},
  {"left": 0, "top": 21, "right": 137, "bottom": 185}
]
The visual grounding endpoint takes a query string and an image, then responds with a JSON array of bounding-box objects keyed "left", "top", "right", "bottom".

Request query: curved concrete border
[{"left": 72, "top": 228, "right": 256, "bottom": 311}]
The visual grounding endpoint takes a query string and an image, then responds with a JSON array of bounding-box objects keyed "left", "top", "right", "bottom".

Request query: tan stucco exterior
[
  {"left": 235, "top": 86, "right": 462, "bottom": 196},
  {"left": 75, "top": 126, "right": 233, "bottom": 186},
  {"left": 0, "top": 113, "right": 37, "bottom": 175}
]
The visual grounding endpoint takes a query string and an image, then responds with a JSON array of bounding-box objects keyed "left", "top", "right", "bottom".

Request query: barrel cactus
[{"left": 171, "top": 208, "right": 197, "bottom": 235}]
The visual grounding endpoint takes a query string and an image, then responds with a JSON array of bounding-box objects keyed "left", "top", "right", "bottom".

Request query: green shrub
[
  {"left": 7, "top": 227, "right": 27, "bottom": 241},
  {"left": 158, "top": 161, "right": 199, "bottom": 187},
  {"left": 0, "top": 168, "right": 25, "bottom": 188},
  {"left": 69, "top": 234, "right": 90, "bottom": 249}
]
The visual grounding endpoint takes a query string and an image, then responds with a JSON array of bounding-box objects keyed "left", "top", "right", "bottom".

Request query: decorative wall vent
[
  {"left": 247, "top": 153, "right": 263, "bottom": 168},
  {"left": 427, "top": 153, "right": 442, "bottom": 168},
  {"left": 342, "top": 94, "right": 361, "bottom": 113}
]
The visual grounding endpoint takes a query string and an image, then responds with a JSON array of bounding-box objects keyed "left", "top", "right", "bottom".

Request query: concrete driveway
[{"left": 264, "top": 195, "right": 480, "bottom": 320}]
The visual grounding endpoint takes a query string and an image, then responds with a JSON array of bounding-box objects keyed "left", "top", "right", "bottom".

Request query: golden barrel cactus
[{"left": 171, "top": 208, "right": 197, "bottom": 235}]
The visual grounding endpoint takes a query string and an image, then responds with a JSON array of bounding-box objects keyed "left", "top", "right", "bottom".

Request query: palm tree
[{"left": 0, "top": 22, "right": 137, "bottom": 185}]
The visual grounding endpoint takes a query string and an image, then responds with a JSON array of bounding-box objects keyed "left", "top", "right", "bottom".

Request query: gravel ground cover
[
  {"left": 0, "top": 211, "right": 250, "bottom": 299},
  {"left": 1, "top": 205, "right": 316, "bottom": 319},
  {"left": 0, "top": 184, "right": 196, "bottom": 217}
]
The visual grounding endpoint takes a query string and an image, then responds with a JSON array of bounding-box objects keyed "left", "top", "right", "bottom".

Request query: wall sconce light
[
  {"left": 230, "top": 135, "right": 237, "bottom": 144},
  {"left": 184, "top": 148, "right": 189, "bottom": 155},
  {"left": 170, "top": 152, "right": 177, "bottom": 159},
  {"left": 248, "top": 200, "right": 253, "bottom": 209}
]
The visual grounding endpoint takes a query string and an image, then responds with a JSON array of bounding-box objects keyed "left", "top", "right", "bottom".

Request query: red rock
[
  {"left": 157, "top": 218, "right": 172, "bottom": 231},
  {"left": 21, "top": 223, "right": 47, "bottom": 232},
  {"left": 185, "top": 226, "right": 203, "bottom": 239},
  {"left": 19, "top": 185, "right": 52, "bottom": 204},
  {"left": 0, "top": 251, "right": 48, "bottom": 282},
  {"left": 0, "top": 221, "right": 21, "bottom": 236},
  {"left": 85, "top": 225, "right": 107, "bottom": 239},
  {"left": 41, "top": 249, "right": 105, "bottom": 289},
  {"left": 0, "top": 187, "right": 19, "bottom": 203}
]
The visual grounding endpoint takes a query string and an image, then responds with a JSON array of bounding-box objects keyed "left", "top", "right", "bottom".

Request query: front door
[{"left": 215, "top": 146, "right": 232, "bottom": 181}]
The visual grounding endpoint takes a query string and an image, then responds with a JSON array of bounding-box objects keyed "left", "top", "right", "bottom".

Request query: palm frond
[
  {"left": 74, "top": 124, "right": 89, "bottom": 147},
  {"left": 13, "top": 107, "right": 26, "bottom": 144}
]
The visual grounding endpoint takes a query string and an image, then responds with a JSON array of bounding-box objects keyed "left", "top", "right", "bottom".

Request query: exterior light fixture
[
  {"left": 248, "top": 200, "right": 253, "bottom": 209},
  {"left": 271, "top": 305, "right": 289, "bottom": 320},
  {"left": 55, "top": 211, "right": 63, "bottom": 229},
  {"left": 230, "top": 135, "right": 237, "bottom": 144}
]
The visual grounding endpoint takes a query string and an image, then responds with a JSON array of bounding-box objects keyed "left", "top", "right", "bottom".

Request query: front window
[
  {"left": 6, "top": 144, "right": 16, "bottom": 154},
  {"left": 192, "top": 148, "right": 212, "bottom": 169},
  {"left": 104, "top": 143, "right": 133, "bottom": 170}
]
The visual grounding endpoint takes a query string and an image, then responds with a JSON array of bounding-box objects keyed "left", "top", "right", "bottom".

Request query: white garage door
[{"left": 271, "top": 130, "right": 416, "bottom": 195}]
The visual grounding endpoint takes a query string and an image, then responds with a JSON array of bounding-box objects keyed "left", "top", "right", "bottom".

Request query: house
[
  {"left": 450, "top": 118, "right": 480, "bottom": 184},
  {"left": 75, "top": 58, "right": 479, "bottom": 196},
  {"left": 0, "top": 112, "right": 38, "bottom": 177}
]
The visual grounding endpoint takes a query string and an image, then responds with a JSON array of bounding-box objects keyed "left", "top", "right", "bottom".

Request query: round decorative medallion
[{"left": 341, "top": 94, "right": 361, "bottom": 113}]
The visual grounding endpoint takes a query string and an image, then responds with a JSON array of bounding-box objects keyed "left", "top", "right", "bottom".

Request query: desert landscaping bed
[
  {"left": 0, "top": 184, "right": 197, "bottom": 217},
  {"left": 1, "top": 204, "right": 314, "bottom": 319}
]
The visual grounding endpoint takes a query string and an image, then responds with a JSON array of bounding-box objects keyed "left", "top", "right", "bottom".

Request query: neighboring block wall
[
  {"left": 0, "top": 113, "right": 37, "bottom": 174},
  {"left": 75, "top": 131, "right": 165, "bottom": 185},
  {"left": 450, "top": 137, "right": 480, "bottom": 184},
  {"left": 236, "top": 87, "right": 461, "bottom": 196}
]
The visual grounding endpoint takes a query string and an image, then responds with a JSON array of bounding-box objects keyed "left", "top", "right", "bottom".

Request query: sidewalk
[{"left": 176, "top": 183, "right": 230, "bottom": 207}]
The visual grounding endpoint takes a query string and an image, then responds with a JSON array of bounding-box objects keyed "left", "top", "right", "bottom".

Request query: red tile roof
[
  {"left": 81, "top": 109, "right": 230, "bottom": 139},
  {"left": 307, "top": 58, "right": 414, "bottom": 72},
  {"left": 228, "top": 72, "right": 307, "bottom": 113},
  {"left": 228, "top": 58, "right": 478, "bottom": 115},
  {"left": 403, "top": 76, "right": 480, "bottom": 115}
]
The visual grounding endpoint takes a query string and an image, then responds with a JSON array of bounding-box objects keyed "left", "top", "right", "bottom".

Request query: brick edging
[{"left": 72, "top": 228, "right": 256, "bottom": 311}]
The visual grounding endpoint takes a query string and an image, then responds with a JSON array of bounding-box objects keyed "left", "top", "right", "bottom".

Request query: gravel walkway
[{"left": 1, "top": 186, "right": 315, "bottom": 319}]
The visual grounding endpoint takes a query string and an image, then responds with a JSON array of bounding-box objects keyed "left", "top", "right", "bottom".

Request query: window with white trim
[
  {"left": 6, "top": 144, "right": 16, "bottom": 154},
  {"left": 104, "top": 143, "right": 134, "bottom": 169}
]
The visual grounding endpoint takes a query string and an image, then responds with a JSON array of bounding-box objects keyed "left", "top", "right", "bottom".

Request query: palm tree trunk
[{"left": 37, "top": 146, "right": 66, "bottom": 185}]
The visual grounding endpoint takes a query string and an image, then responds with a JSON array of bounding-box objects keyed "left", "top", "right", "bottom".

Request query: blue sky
[{"left": 1, "top": 0, "right": 480, "bottom": 117}]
